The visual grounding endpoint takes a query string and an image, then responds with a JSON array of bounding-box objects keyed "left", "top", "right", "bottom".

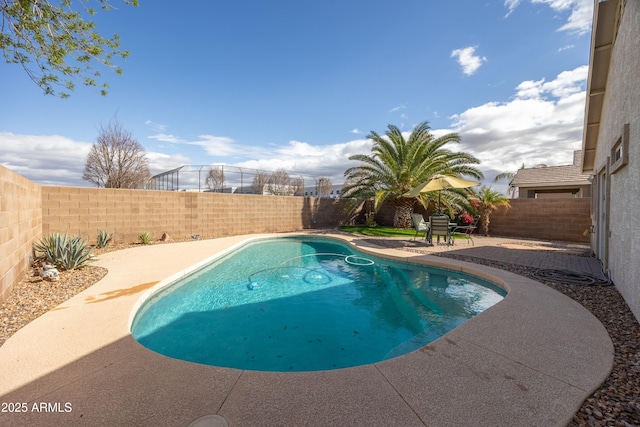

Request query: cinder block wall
[
  {"left": 0, "top": 166, "right": 42, "bottom": 303},
  {"left": 41, "top": 187, "right": 348, "bottom": 243},
  {"left": 374, "top": 197, "right": 591, "bottom": 243},
  {"left": 488, "top": 198, "right": 591, "bottom": 242}
]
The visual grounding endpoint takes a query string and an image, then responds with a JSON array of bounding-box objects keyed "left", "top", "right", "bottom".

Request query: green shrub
[
  {"left": 33, "top": 233, "right": 95, "bottom": 271},
  {"left": 96, "top": 230, "right": 114, "bottom": 248},
  {"left": 138, "top": 231, "right": 153, "bottom": 244}
]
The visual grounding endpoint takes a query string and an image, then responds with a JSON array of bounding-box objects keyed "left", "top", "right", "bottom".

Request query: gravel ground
[
  {"left": 0, "top": 241, "right": 163, "bottom": 347},
  {"left": 0, "top": 265, "right": 107, "bottom": 348},
  {"left": 1, "top": 238, "right": 639, "bottom": 426}
]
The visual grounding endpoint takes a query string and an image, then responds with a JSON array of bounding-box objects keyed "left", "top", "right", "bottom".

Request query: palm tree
[
  {"left": 342, "top": 121, "right": 483, "bottom": 228},
  {"left": 473, "top": 186, "right": 510, "bottom": 236}
]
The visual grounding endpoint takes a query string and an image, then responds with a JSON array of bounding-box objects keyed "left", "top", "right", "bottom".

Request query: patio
[{"left": 0, "top": 233, "right": 615, "bottom": 426}]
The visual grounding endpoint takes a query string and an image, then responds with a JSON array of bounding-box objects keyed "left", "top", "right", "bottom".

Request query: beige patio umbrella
[{"left": 404, "top": 174, "right": 480, "bottom": 208}]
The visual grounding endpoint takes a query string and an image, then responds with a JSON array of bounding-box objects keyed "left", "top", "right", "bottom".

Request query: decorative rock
[
  {"left": 160, "top": 232, "right": 170, "bottom": 242},
  {"left": 41, "top": 264, "right": 59, "bottom": 282}
]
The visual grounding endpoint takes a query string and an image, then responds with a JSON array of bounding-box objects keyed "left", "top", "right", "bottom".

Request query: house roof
[
  {"left": 581, "top": 0, "right": 621, "bottom": 173},
  {"left": 511, "top": 164, "right": 590, "bottom": 188}
]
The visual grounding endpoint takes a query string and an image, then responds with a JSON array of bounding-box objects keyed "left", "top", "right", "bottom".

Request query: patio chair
[
  {"left": 428, "top": 214, "right": 451, "bottom": 245},
  {"left": 411, "top": 213, "right": 429, "bottom": 240},
  {"left": 451, "top": 220, "right": 477, "bottom": 245}
]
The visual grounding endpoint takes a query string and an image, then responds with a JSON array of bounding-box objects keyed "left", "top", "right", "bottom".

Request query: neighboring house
[
  {"left": 582, "top": 0, "right": 640, "bottom": 321},
  {"left": 510, "top": 150, "right": 591, "bottom": 198}
]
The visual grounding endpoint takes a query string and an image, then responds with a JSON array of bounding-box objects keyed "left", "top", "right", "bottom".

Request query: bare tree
[
  {"left": 291, "top": 177, "right": 305, "bottom": 196},
  {"left": 205, "top": 166, "right": 225, "bottom": 192},
  {"left": 83, "top": 120, "right": 151, "bottom": 188},
  {"left": 268, "top": 169, "right": 291, "bottom": 195},
  {"left": 317, "top": 177, "right": 333, "bottom": 197},
  {"left": 252, "top": 171, "right": 269, "bottom": 194}
]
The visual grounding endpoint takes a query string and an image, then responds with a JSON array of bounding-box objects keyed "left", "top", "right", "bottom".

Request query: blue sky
[{"left": 1, "top": 0, "right": 593, "bottom": 192}]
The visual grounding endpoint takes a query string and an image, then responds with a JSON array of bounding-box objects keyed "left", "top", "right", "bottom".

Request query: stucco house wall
[{"left": 586, "top": 0, "right": 640, "bottom": 320}]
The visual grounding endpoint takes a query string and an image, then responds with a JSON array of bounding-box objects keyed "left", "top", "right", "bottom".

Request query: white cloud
[
  {"left": 542, "top": 0, "right": 593, "bottom": 35},
  {"left": 148, "top": 133, "right": 258, "bottom": 158},
  {"left": 451, "top": 46, "right": 487, "bottom": 76},
  {"left": 506, "top": 0, "right": 593, "bottom": 35},
  {"left": 146, "top": 152, "right": 193, "bottom": 176},
  {"left": 0, "top": 132, "right": 193, "bottom": 186},
  {"left": 144, "top": 120, "right": 168, "bottom": 133},
  {"left": 0, "top": 129, "right": 370, "bottom": 189},
  {"left": 235, "top": 138, "right": 373, "bottom": 184},
  {"left": 190, "top": 135, "right": 245, "bottom": 157},
  {"left": 447, "top": 65, "right": 588, "bottom": 188},
  {"left": 350, "top": 128, "right": 362, "bottom": 135},
  {"left": 504, "top": 0, "right": 521, "bottom": 17},
  {"left": 557, "top": 44, "right": 574, "bottom": 52},
  {"left": 0, "top": 133, "right": 92, "bottom": 186},
  {"left": 277, "top": 140, "right": 326, "bottom": 158},
  {"left": 148, "top": 134, "right": 184, "bottom": 143},
  {"left": 388, "top": 105, "right": 405, "bottom": 113},
  {"left": 515, "top": 66, "right": 587, "bottom": 99}
]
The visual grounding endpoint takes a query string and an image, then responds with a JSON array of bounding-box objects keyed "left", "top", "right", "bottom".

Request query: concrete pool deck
[{"left": 0, "top": 233, "right": 613, "bottom": 426}]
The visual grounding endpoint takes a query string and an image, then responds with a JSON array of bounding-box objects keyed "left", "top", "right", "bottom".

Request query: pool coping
[{"left": 0, "top": 233, "right": 614, "bottom": 426}]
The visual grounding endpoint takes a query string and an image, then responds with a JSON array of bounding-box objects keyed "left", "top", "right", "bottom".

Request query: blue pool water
[{"left": 131, "top": 237, "right": 506, "bottom": 372}]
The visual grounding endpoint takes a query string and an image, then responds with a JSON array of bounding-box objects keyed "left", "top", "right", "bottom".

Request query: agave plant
[
  {"left": 33, "top": 233, "right": 95, "bottom": 271},
  {"left": 96, "top": 230, "right": 114, "bottom": 248},
  {"left": 138, "top": 231, "right": 153, "bottom": 244}
]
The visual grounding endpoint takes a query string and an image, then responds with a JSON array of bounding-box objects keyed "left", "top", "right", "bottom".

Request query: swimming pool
[{"left": 131, "top": 236, "right": 506, "bottom": 371}]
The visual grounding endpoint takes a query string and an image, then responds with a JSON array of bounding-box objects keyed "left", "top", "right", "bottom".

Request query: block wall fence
[
  {"left": 488, "top": 198, "right": 592, "bottom": 242},
  {"left": 41, "top": 186, "right": 348, "bottom": 243},
  {"left": 0, "top": 166, "right": 42, "bottom": 304},
  {"left": 374, "top": 197, "right": 591, "bottom": 243},
  {"left": 1, "top": 165, "right": 591, "bottom": 305}
]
